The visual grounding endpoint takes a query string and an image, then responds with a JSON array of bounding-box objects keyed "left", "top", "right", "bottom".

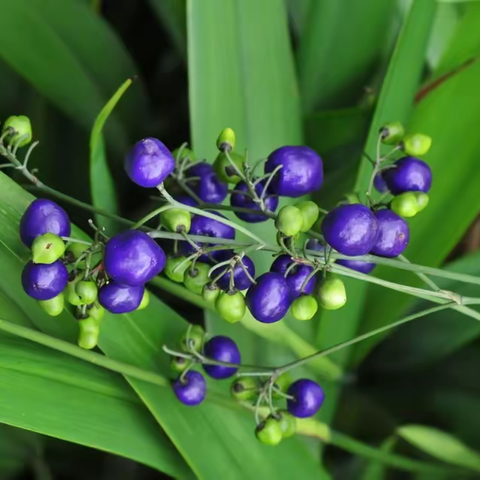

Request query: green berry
[
  {"left": 164, "top": 255, "right": 191, "bottom": 283},
  {"left": 66, "top": 242, "right": 89, "bottom": 261},
  {"left": 402, "top": 133, "right": 432, "bottom": 156},
  {"left": 2, "top": 115, "right": 32, "bottom": 147},
  {"left": 171, "top": 355, "right": 190, "bottom": 373},
  {"left": 216, "top": 127, "right": 236, "bottom": 152},
  {"left": 380, "top": 122, "right": 405, "bottom": 145},
  {"left": 413, "top": 192, "right": 429, "bottom": 212},
  {"left": 161, "top": 208, "right": 191, "bottom": 233},
  {"left": 275, "top": 205, "right": 303, "bottom": 237},
  {"left": 179, "top": 325, "right": 205, "bottom": 353},
  {"left": 78, "top": 317, "right": 100, "bottom": 350},
  {"left": 86, "top": 301, "right": 105, "bottom": 322},
  {"left": 296, "top": 201, "right": 320, "bottom": 233},
  {"left": 31, "top": 233, "right": 66, "bottom": 264},
  {"left": 184, "top": 263, "right": 210, "bottom": 295},
  {"left": 38, "top": 293, "right": 65, "bottom": 317},
  {"left": 75, "top": 280, "right": 98, "bottom": 305},
  {"left": 390, "top": 192, "right": 419, "bottom": 218},
  {"left": 231, "top": 377, "right": 258, "bottom": 401},
  {"left": 215, "top": 290, "right": 246, "bottom": 323},
  {"left": 273, "top": 372, "right": 293, "bottom": 398},
  {"left": 172, "top": 146, "right": 195, "bottom": 163},
  {"left": 66, "top": 273, "right": 83, "bottom": 306},
  {"left": 137, "top": 289, "right": 150, "bottom": 310},
  {"left": 291, "top": 295, "right": 318, "bottom": 321},
  {"left": 202, "top": 283, "right": 221, "bottom": 303},
  {"left": 213, "top": 151, "right": 245, "bottom": 184},
  {"left": 319, "top": 277, "right": 347, "bottom": 310},
  {"left": 276, "top": 411, "right": 296, "bottom": 439},
  {"left": 255, "top": 417, "right": 283, "bottom": 446}
]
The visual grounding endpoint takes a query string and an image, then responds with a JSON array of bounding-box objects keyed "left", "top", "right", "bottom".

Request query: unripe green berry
[
  {"left": 413, "top": 192, "right": 429, "bottom": 212},
  {"left": 78, "top": 317, "right": 100, "bottom": 350},
  {"left": 86, "top": 301, "right": 105, "bottom": 322},
  {"left": 213, "top": 151, "right": 245, "bottom": 184},
  {"left": 161, "top": 208, "right": 191, "bottom": 233},
  {"left": 183, "top": 263, "right": 211, "bottom": 295},
  {"left": 202, "top": 283, "right": 221, "bottom": 303},
  {"left": 165, "top": 255, "right": 191, "bottom": 283},
  {"left": 171, "top": 355, "right": 190, "bottom": 373},
  {"left": 291, "top": 295, "right": 318, "bottom": 321},
  {"left": 272, "top": 372, "right": 292, "bottom": 400},
  {"left": 380, "top": 122, "right": 405, "bottom": 145},
  {"left": 75, "top": 280, "right": 98, "bottom": 305},
  {"left": 137, "top": 289, "right": 150, "bottom": 310},
  {"left": 275, "top": 205, "right": 303, "bottom": 237},
  {"left": 390, "top": 192, "right": 419, "bottom": 218},
  {"left": 31, "top": 233, "right": 66, "bottom": 264},
  {"left": 66, "top": 273, "right": 83, "bottom": 306},
  {"left": 276, "top": 410, "right": 296, "bottom": 439},
  {"left": 179, "top": 325, "right": 205, "bottom": 353},
  {"left": 319, "top": 277, "right": 347, "bottom": 310},
  {"left": 231, "top": 377, "right": 258, "bottom": 401},
  {"left": 2, "top": 115, "right": 32, "bottom": 147},
  {"left": 216, "top": 127, "right": 236, "bottom": 152},
  {"left": 66, "top": 242, "right": 89, "bottom": 261},
  {"left": 255, "top": 417, "right": 283, "bottom": 446},
  {"left": 296, "top": 201, "right": 320, "bottom": 233},
  {"left": 215, "top": 290, "right": 246, "bottom": 323},
  {"left": 38, "top": 293, "right": 65, "bottom": 317},
  {"left": 172, "top": 146, "right": 195, "bottom": 163},
  {"left": 402, "top": 133, "right": 432, "bottom": 156}
]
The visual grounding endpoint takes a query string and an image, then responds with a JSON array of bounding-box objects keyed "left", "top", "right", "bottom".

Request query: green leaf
[
  {"left": 362, "top": 437, "right": 397, "bottom": 480},
  {"left": 398, "top": 425, "right": 480, "bottom": 472}
]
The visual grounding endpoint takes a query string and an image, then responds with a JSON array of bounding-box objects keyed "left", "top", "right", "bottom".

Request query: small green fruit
[
  {"left": 296, "top": 201, "right": 320, "bottom": 233},
  {"left": 66, "top": 242, "right": 89, "bottom": 261},
  {"left": 172, "top": 146, "right": 195, "bottom": 163},
  {"left": 202, "top": 283, "right": 221, "bottom": 303},
  {"left": 184, "top": 263, "right": 211, "bottom": 295},
  {"left": 272, "top": 372, "right": 293, "bottom": 400},
  {"left": 215, "top": 290, "right": 246, "bottom": 323},
  {"left": 216, "top": 127, "right": 236, "bottom": 152},
  {"left": 391, "top": 192, "right": 419, "bottom": 218},
  {"left": 78, "top": 317, "right": 100, "bottom": 350},
  {"left": 75, "top": 280, "right": 98, "bottom": 305},
  {"left": 213, "top": 151, "right": 245, "bottom": 184},
  {"left": 66, "top": 273, "right": 83, "bottom": 306},
  {"left": 137, "top": 289, "right": 150, "bottom": 310},
  {"left": 161, "top": 208, "right": 191, "bottom": 233},
  {"left": 291, "top": 295, "right": 318, "bottom": 321},
  {"left": 255, "top": 417, "right": 283, "bottom": 446},
  {"left": 413, "top": 192, "right": 429, "bottom": 212},
  {"left": 31, "top": 233, "right": 65, "bottom": 264},
  {"left": 179, "top": 325, "right": 205, "bottom": 353},
  {"left": 38, "top": 293, "right": 65, "bottom": 317},
  {"left": 2, "top": 115, "right": 32, "bottom": 147},
  {"left": 319, "top": 277, "right": 347, "bottom": 310},
  {"left": 171, "top": 355, "right": 190, "bottom": 373},
  {"left": 164, "top": 255, "right": 191, "bottom": 283},
  {"left": 231, "top": 377, "right": 258, "bottom": 401},
  {"left": 275, "top": 205, "right": 303, "bottom": 237},
  {"left": 380, "top": 122, "right": 405, "bottom": 145},
  {"left": 276, "top": 410, "right": 296, "bottom": 439},
  {"left": 402, "top": 133, "right": 432, "bottom": 156},
  {"left": 86, "top": 301, "right": 105, "bottom": 322}
]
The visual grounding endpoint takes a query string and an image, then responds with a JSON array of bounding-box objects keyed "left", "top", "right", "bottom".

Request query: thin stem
[
  {"left": 200, "top": 202, "right": 275, "bottom": 219},
  {"left": 61, "top": 236, "right": 93, "bottom": 246},
  {"left": 130, "top": 204, "right": 173, "bottom": 229}
]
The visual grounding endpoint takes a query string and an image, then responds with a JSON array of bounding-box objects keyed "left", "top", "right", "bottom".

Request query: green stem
[{"left": 201, "top": 202, "right": 276, "bottom": 219}]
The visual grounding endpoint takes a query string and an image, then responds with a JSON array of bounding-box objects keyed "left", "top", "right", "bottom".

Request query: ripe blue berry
[
  {"left": 270, "top": 255, "right": 317, "bottom": 300},
  {"left": 374, "top": 171, "right": 389, "bottom": 193},
  {"left": 172, "top": 370, "right": 206, "bottom": 406},
  {"left": 185, "top": 162, "right": 227, "bottom": 204},
  {"left": 125, "top": 138, "right": 175, "bottom": 188},
  {"left": 264, "top": 146, "right": 323, "bottom": 197},
  {"left": 203, "top": 335, "right": 241, "bottom": 379},
  {"left": 322, "top": 204, "right": 379, "bottom": 256},
  {"left": 246, "top": 272, "right": 290, "bottom": 323},
  {"left": 370, "top": 209, "right": 409, "bottom": 257},
  {"left": 306, "top": 238, "right": 324, "bottom": 253},
  {"left": 22, "top": 260, "right": 68, "bottom": 300},
  {"left": 336, "top": 259, "right": 375, "bottom": 274},
  {"left": 104, "top": 230, "right": 166, "bottom": 286},
  {"left": 98, "top": 282, "right": 145, "bottom": 313},
  {"left": 230, "top": 180, "right": 278, "bottom": 223},
  {"left": 287, "top": 379, "right": 325, "bottom": 418},
  {"left": 384, "top": 156, "right": 432, "bottom": 195},
  {"left": 20, "top": 199, "right": 71, "bottom": 248},
  {"left": 217, "top": 254, "right": 256, "bottom": 291}
]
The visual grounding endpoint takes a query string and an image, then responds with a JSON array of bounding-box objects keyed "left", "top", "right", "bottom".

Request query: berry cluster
[{"left": 165, "top": 325, "right": 325, "bottom": 446}]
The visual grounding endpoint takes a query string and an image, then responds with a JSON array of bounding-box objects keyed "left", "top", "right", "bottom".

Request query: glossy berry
[
  {"left": 402, "top": 133, "right": 432, "bottom": 156},
  {"left": 203, "top": 335, "right": 241, "bottom": 379},
  {"left": 3, "top": 115, "right": 32, "bottom": 147},
  {"left": 213, "top": 151, "right": 245, "bottom": 184},
  {"left": 296, "top": 201, "right": 320, "bottom": 232},
  {"left": 414, "top": 192, "right": 429, "bottom": 212},
  {"left": 202, "top": 283, "right": 221, "bottom": 303},
  {"left": 20, "top": 199, "right": 71, "bottom": 248},
  {"left": 161, "top": 208, "right": 191, "bottom": 233},
  {"left": 22, "top": 260, "right": 68, "bottom": 301},
  {"left": 216, "top": 127, "right": 236, "bottom": 152},
  {"left": 98, "top": 282, "right": 144, "bottom": 314},
  {"left": 318, "top": 277, "right": 346, "bottom": 310},
  {"left": 172, "top": 371, "right": 206, "bottom": 406},
  {"left": 322, "top": 204, "right": 379, "bottom": 256},
  {"left": 385, "top": 157, "right": 432, "bottom": 195},
  {"left": 217, "top": 255, "right": 256, "bottom": 291},
  {"left": 38, "top": 293, "right": 65, "bottom": 317},
  {"left": 277, "top": 410, "right": 296, "bottom": 439},
  {"left": 125, "top": 138, "right": 175, "bottom": 188},
  {"left": 78, "top": 317, "right": 100, "bottom": 350},
  {"left": 255, "top": 417, "right": 283, "bottom": 446},
  {"left": 287, "top": 379, "right": 325, "bottom": 418},
  {"left": 275, "top": 206, "right": 303, "bottom": 237},
  {"left": 231, "top": 377, "right": 258, "bottom": 401},
  {"left": 270, "top": 255, "right": 317, "bottom": 300},
  {"left": 183, "top": 263, "right": 211, "bottom": 295},
  {"left": 164, "top": 255, "right": 191, "bottom": 283},
  {"left": 75, "top": 280, "right": 98, "bottom": 305},
  {"left": 265, "top": 146, "right": 323, "bottom": 197},
  {"left": 230, "top": 180, "right": 278, "bottom": 223},
  {"left": 390, "top": 192, "right": 419, "bottom": 218},
  {"left": 374, "top": 172, "right": 389, "bottom": 193},
  {"left": 179, "top": 325, "right": 205, "bottom": 353},
  {"left": 185, "top": 162, "right": 228, "bottom": 204},
  {"left": 215, "top": 290, "right": 246, "bottom": 323},
  {"left": 380, "top": 121, "right": 404, "bottom": 145},
  {"left": 336, "top": 259, "right": 375, "bottom": 274},
  {"left": 371, "top": 209, "right": 409, "bottom": 257},
  {"left": 31, "top": 233, "right": 66, "bottom": 264},
  {"left": 291, "top": 295, "right": 318, "bottom": 321},
  {"left": 104, "top": 230, "right": 166, "bottom": 286},
  {"left": 246, "top": 272, "right": 291, "bottom": 324}
]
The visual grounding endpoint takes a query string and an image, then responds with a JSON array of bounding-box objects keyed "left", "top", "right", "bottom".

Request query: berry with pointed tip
[
  {"left": 216, "top": 127, "right": 236, "bottom": 152},
  {"left": 264, "top": 146, "right": 323, "bottom": 197},
  {"left": 255, "top": 417, "right": 283, "bottom": 446},
  {"left": 275, "top": 205, "right": 303, "bottom": 237},
  {"left": 125, "top": 138, "right": 175, "bottom": 188},
  {"left": 183, "top": 263, "right": 211, "bottom": 295},
  {"left": 270, "top": 255, "right": 317, "bottom": 300},
  {"left": 164, "top": 255, "right": 191, "bottom": 283},
  {"left": 203, "top": 335, "right": 241, "bottom": 379},
  {"left": 38, "top": 293, "right": 65, "bottom": 317},
  {"left": 322, "top": 204, "right": 379, "bottom": 256},
  {"left": 137, "top": 289, "right": 150, "bottom": 310},
  {"left": 3, "top": 115, "right": 32, "bottom": 147},
  {"left": 402, "top": 133, "right": 432, "bottom": 156},
  {"left": 173, "top": 371, "right": 206, "bottom": 406},
  {"left": 75, "top": 280, "right": 98, "bottom": 305},
  {"left": 215, "top": 290, "right": 246, "bottom": 323},
  {"left": 217, "top": 254, "right": 256, "bottom": 291},
  {"left": 160, "top": 208, "right": 191, "bottom": 233},
  {"left": 230, "top": 180, "right": 278, "bottom": 223},
  {"left": 336, "top": 259, "right": 375, "bottom": 274},
  {"left": 22, "top": 261, "right": 68, "bottom": 300},
  {"left": 231, "top": 377, "right": 258, "bottom": 401},
  {"left": 98, "top": 282, "right": 144, "bottom": 314},
  {"left": 390, "top": 192, "right": 419, "bottom": 218},
  {"left": 291, "top": 295, "right": 318, "bottom": 321},
  {"left": 380, "top": 122, "right": 405, "bottom": 145},
  {"left": 385, "top": 157, "right": 432, "bottom": 195},
  {"left": 246, "top": 272, "right": 291, "bottom": 324},
  {"left": 179, "top": 325, "right": 205, "bottom": 353},
  {"left": 213, "top": 151, "right": 245, "bottom": 184},
  {"left": 31, "top": 233, "right": 66, "bottom": 264},
  {"left": 371, "top": 209, "right": 409, "bottom": 257},
  {"left": 287, "top": 379, "right": 325, "bottom": 418},
  {"left": 185, "top": 162, "right": 228, "bottom": 204},
  {"left": 202, "top": 283, "right": 221, "bottom": 303},
  {"left": 20, "top": 199, "right": 71, "bottom": 248},
  {"left": 104, "top": 230, "right": 166, "bottom": 286},
  {"left": 78, "top": 317, "right": 100, "bottom": 350},
  {"left": 296, "top": 201, "right": 320, "bottom": 232},
  {"left": 277, "top": 410, "right": 296, "bottom": 438},
  {"left": 318, "top": 277, "right": 346, "bottom": 310}
]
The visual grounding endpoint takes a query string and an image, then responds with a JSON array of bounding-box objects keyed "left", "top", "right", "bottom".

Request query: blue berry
[
  {"left": 384, "top": 156, "right": 432, "bottom": 195},
  {"left": 287, "top": 379, "right": 325, "bottom": 418},
  {"left": 173, "top": 370, "right": 206, "bottom": 406},
  {"left": 98, "top": 282, "right": 144, "bottom": 313},
  {"left": 22, "top": 260, "right": 68, "bottom": 300},
  {"left": 270, "top": 255, "right": 317, "bottom": 300},
  {"left": 370, "top": 209, "right": 409, "bottom": 257},
  {"left": 230, "top": 180, "right": 278, "bottom": 223},
  {"left": 336, "top": 259, "right": 375, "bottom": 274},
  {"left": 203, "top": 336, "right": 241, "bottom": 379},
  {"left": 217, "top": 254, "right": 256, "bottom": 291},
  {"left": 185, "top": 162, "right": 227, "bottom": 204}
]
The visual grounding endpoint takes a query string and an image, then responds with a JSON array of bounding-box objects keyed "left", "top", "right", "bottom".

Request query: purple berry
[
  {"left": 287, "top": 379, "right": 325, "bottom": 418},
  {"left": 246, "top": 272, "right": 290, "bottom": 324},
  {"left": 336, "top": 259, "right": 376, "bottom": 274},
  {"left": 217, "top": 254, "right": 256, "bottom": 291},
  {"left": 20, "top": 199, "right": 71, "bottom": 248},
  {"left": 264, "top": 146, "right": 323, "bottom": 197},
  {"left": 270, "top": 255, "right": 317, "bottom": 300},
  {"left": 125, "top": 138, "right": 175, "bottom": 188},
  {"left": 98, "top": 282, "right": 144, "bottom": 313},
  {"left": 322, "top": 204, "right": 379, "bottom": 256},
  {"left": 185, "top": 162, "right": 227, "bottom": 204},
  {"left": 374, "top": 172, "right": 389, "bottom": 193},
  {"left": 203, "top": 335, "right": 240, "bottom": 379},
  {"left": 104, "top": 230, "right": 166, "bottom": 286},
  {"left": 306, "top": 238, "right": 324, "bottom": 252},
  {"left": 172, "top": 370, "right": 206, "bottom": 406},
  {"left": 22, "top": 260, "right": 68, "bottom": 300},
  {"left": 370, "top": 209, "right": 409, "bottom": 257},
  {"left": 384, "top": 156, "right": 432, "bottom": 195},
  {"left": 230, "top": 180, "right": 278, "bottom": 223},
  {"left": 175, "top": 195, "right": 198, "bottom": 207}
]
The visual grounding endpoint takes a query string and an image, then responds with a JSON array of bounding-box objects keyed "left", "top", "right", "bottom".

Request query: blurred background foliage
[{"left": 1, "top": 0, "right": 480, "bottom": 479}]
